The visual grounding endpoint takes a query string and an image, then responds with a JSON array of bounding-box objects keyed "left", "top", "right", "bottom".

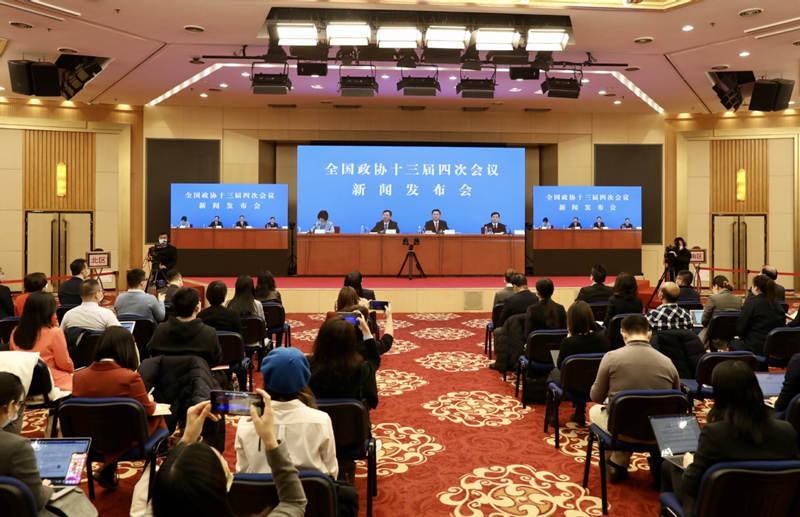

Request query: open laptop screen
[
  {"left": 118, "top": 321, "right": 136, "bottom": 333},
  {"left": 30, "top": 438, "right": 91, "bottom": 486},
  {"left": 649, "top": 415, "right": 701, "bottom": 457},
  {"left": 756, "top": 372, "right": 785, "bottom": 398},
  {"left": 690, "top": 310, "right": 704, "bottom": 326}
]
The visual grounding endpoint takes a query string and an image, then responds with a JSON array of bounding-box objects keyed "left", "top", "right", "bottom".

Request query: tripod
[
  {"left": 145, "top": 259, "right": 166, "bottom": 294},
  {"left": 647, "top": 265, "right": 670, "bottom": 310},
  {"left": 397, "top": 243, "right": 426, "bottom": 280}
]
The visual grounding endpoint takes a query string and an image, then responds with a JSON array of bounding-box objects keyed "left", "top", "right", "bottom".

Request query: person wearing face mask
[
  {"left": 148, "top": 231, "right": 178, "bottom": 272},
  {"left": 60, "top": 279, "right": 119, "bottom": 332},
  {"left": 57, "top": 258, "right": 89, "bottom": 306}
]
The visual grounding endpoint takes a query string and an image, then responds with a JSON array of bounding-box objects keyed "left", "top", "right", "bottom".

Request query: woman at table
[
  {"left": 309, "top": 210, "right": 334, "bottom": 233},
  {"left": 602, "top": 273, "right": 643, "bottom": 328}
]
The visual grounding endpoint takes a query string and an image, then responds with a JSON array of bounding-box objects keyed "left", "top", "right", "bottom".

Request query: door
[
  {"left": 25, "top": 211, "right": 93, "bottom": 288},
  {"left": 711, "top": 214, "right": 766, "bottom": 290}
]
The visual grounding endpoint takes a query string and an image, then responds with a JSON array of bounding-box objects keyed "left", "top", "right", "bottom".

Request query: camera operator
[
  {"left": 148, "top": 231, "right": 178, "bottom": 272},
  {"left": 664, "top": 237, "right": 690, "bottom": 282}
]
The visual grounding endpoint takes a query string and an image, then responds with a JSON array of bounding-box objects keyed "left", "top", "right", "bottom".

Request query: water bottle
[
  {"left": 361, "top": 224, "right": 367, "bottom": 234},
  {"left": 418, "top": 225, "right": 423, "bottom": 234},
  {"left": 297, "top": 225, "right": 301, "bottom": 234}
]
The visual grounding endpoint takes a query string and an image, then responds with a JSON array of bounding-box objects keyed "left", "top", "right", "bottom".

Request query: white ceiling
[{"left": 0, "top": 0, "right": 798, "bottom": 113}]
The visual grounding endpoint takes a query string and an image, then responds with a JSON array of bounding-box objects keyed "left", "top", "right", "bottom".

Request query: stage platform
[{"left": 185, "top": 275, "right": 654, "bottom": 313}]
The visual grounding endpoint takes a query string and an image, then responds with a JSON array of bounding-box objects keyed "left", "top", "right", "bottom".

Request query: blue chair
[
  {"left": 588, "top": 302, "right": 608, "bottom": 324},
  {"left": 515, "top": 329, "right": 567, "bottom": 407},
  {"left": 759, "top": 327, "right": 800, "bottom": 368},
  {"left": 230, "top": 471, "right": 337, "bottom": 517},
  {"left": 677, "top": 301, "right": 703, "bottom": 312},
  {"left": 607, "top": 313, "right": 640, "bottom": 349},
  {"left": 544, "top": 353, "right": 604, "bottom": 447},
  {"left": 581, "top": 389, "right": 689, "bottom": 515},
  {"left": 215, "top": 331, "right": 251, "bottom": 391},
  {"left": 116, "top": 314, "right": 157, "bottom": 360},
  {"left": 0, "top": 316, "right": 20, "bottom": 344},
  {"left": 317, "top": 399, "right": 376, "bottom": 517},
  {"left": 56, "top": 304, "right": 79, "bottom": 324},
  {"left": 240, "top": 315, "right": 269, "bottom": 370},
  {"left": 705, "top": 311, "right": 740, "bottom": 349},
  {"left": 24, "top": 359, "right": 67, "bottom": 437},
  {"left": 70, "top": 330, "right": 104, "bottom": 368},
  {"left": 484, "top": 302, "right": 505, "bottom": 360},
  {"left": 262, "top": 302, "right": 291, "bottom": 347},
  {"left": 785, "top": 393, "right": 800, "bottom": 446},
  {"left": 680, "top": 351, "right": 759, "bottom": 404},
  {"left": 56, "top": 397, "right": 170, "bottom": 499},
  {"left": 659, "top": 460, "right": 800, "bottom": 517},
  {"left": 0, "top": 477, "right": 37, "bottom": 517}
]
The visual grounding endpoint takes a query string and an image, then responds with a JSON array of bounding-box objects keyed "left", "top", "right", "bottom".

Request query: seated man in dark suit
[
  {"left": 209, "top": 215, "right": 223, "bottom": 228},
  {"left": 492, "top": 268, "right": 516, "bottom": 307},
  {"left": 147, "top": 287, "right": 221, "bottom": 367},
  {"left": 576, "top": 264, "right": 614, "bottom": 303},
  {"left": 265, "top": 216, "right": 279, "bottom": 228},
  {"left": 568, "top": 217, "right": 582, "bottom": 229},
  {"left": 490, "top": 273, "right": 539, "bottom": 371},
  {"left": 58, "top": 258, "right": 88, "bottom": 305},
  {"left": 197, "top": 280, "right": 241, "bottom": 333},
  {"left": 620, "top": 217, "right": 634, "bottom": 229},
  {"left": 233, "top": 215, "right": 249, "bottom": 228},
  {"left": 162, "top": 269, "right": 183, "bottom": 304},
  {"left": 496, "top": 273, "right": 539, "bottom": 327},
  {"left": 370, "top": 209, "right": 399, "bottom": 233},
  {"left": 676, "top": 270, "right": 701, "bottom": 302},
  {"left": 423, "top": 209, "right": 449, "bottom": 234},
  {"left": 592, "top": 216, "right": 606, "bottom": 229},
  {"left": 483, "top": 211, "right": 507, "bottom": 234}
]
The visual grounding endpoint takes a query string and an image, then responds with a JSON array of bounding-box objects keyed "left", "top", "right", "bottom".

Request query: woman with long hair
[
  {"left": 226, "top": 274, "right": 265, "bottom": 320},
  {"left": 254, "top": 271, "right": 282, "bottom": 304},
  {"left": 603, "top": 273, "right": 643, "bottom": 328},
  {"left": 10, "top": 291, "right": 73, "bottom": 390},
  {"left": 524, "top": 278, "right": 566, "bottom": 337},
  {"left": 731, "top": 274, "right": 785, "bottom": 355}
]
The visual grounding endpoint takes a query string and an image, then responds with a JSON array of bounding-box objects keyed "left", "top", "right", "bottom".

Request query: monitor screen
[
  {"left": 532, "top": 186, "right": 642, "bottom": 230},
  {"left": 170, "top": 183, "right": 289, "bottom": 229}
]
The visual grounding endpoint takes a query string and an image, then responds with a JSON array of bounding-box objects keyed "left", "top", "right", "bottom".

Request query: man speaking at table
[
  {"left": 371, "top": 209, "right": 399, "bottom": 233},
  {"left": 483, "top": 212, "right": 506, "bottom": 234},
  {"left": 424, "top": 209, "right": 449, "bottom": 234}
]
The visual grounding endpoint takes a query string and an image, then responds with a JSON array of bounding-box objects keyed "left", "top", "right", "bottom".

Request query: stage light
[
  {"left": 526, "top": 28, "right": 569, "bottom": 51},
  {"left": 275, "top": 23, "right": 318, "bottom": 46},
  {"left": 456, "top": 78, "right": 495, "bottom": 98},
  {"left": 541, "top": 76, "right": 581, "bottom": 98},
  {"left": 474, "top": 28, "right": 519, "bottom": 51},
  {"left": 327, "top": 22, "right": 370, "bottom": 46},
  {"left": 377, "top": 26, "right": 420, "bottom": 48},
  {"left": 425, "top": 26, "right": 469, "bottom": 49},
  {"left": 252, "top": 73, "right": 292, "bottom": 94},
  {"left": 460, "top": 45, "right": 482, "bottom": 71},
  {"left": 339, "top": 75, "right": 379, "bottom": 97},
  {"left": 397, "top": 76, "right": 440, "bottom": 96},
  {"left": 396, "top": 49, "right": 419, "bottom": 68}
]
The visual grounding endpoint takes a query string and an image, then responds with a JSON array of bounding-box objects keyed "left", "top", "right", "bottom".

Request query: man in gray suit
[
  {"left": 699, "top": 275, "right": 741, "bottom": 345},
  {"left": 492, "top": 268, "right": 516, "bottom": 307}
]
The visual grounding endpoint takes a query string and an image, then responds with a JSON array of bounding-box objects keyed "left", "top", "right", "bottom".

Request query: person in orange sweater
[
  {"left": 73, "top": 326, "right": 166, "bottom": 489},
  {"left": 10, "top": 291, "right": 73, "bottom": 391}
]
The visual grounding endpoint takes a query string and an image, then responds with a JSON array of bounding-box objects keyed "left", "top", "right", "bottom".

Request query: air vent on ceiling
[
  {"left": 398, "top": 105, "right": 425, "bottom": 111},
  {"left": 57, "top": 47, "right": 79, "bottom": 54},
  {"left": 267, "top": 103, "right": 297, "bottom": 108},
  {"left": 633, "top": 36, "right": 654, "bottom": 44},
  {"left": 462, "top": 106, "right": 488, "bottom": 112},
  {"left": 711, "top": 64, "right": 730, "bottom": 71},
  {"left": 739, "top": 7, "right": 764, "bottom": 17},
  {"left": 208, "top": 88, "right": 222, "bottom": 92},
  {"left": 625, "top": 66, "right": 640, "bottom": 72},
  {"left": 603, "top": 92, "right": 617, "bottom": 97},
  {"left": 333, "top": 104, "right": 361, "bottom": 109},
  {"left": 524, "top": 107, "right": 551, "bottom": 112},
  {"left": 9, "top": 21, "right": 33, "bottom": 29}
]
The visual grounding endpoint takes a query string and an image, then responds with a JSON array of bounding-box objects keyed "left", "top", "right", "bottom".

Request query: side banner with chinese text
[
  {"left": 532, "top": 186, "right": 642, "bottom": 229},
  {"left": 170, "top": 183, "right": 289, "bottom": 228}
]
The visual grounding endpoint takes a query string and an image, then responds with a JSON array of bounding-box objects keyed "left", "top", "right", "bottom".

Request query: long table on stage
[
  {"left": 297, "top": 234, "right": 525, "bottom": 276},
  {"left": 532, "top": 229, "right": 642, "bottom": 276},
  {"left": 171, "top": 228, "right": 289, "bottom": 276}
]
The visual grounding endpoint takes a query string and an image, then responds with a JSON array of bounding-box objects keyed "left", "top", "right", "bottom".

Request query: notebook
[
  {"left": 118, "top": 321, "right": 136, "bottom": 333},
  {"left": 30, "top": 438, "right": 91, "bottom": 487},
  {"left": 690, "top": 310, "right": 704, "bottom": 327},
  {"left": 755, "top": 372, "right": 785, "bottom": 398},
  {"left": 649, "top": 414, "right": 701, "bottom": 469}
]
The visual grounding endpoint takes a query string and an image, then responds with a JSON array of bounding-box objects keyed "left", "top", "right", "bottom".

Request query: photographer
[{"left": 665, "top": 237, "right": 690, "bottom": 282}]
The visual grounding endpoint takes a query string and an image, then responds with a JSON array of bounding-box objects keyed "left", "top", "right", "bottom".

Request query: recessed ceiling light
[
  {"left": 534, "top": 89, "right": 543, "bottom": 94},
  {"left": 711, "top": 64, "right": 730, "bottom": 71},
  {"left": 311, "top": 74, "right": 319, "bottom": 78},
  {"left": 792, "top": 40, "right": 800, "bottom": 47},
  {"left": 208, "top": 88, "right": 222, "bottom": 92},
  {"left": 790, "top": 101, "right": 796, "bottom": 105},
  {"left": 613, "top": 100, "right": 622, "bottom": 105},
  {"left": 219, "top": 83, "right": 228, "bottom": 88},
  {"left": 633, "top": 36, "right": 654, "bottom": 44},
  {"left": 598, "top": 90, "right": 607, "bottom": 95},
  {"left": 311, "top": 84, "right": 323, "bottom": 89},
  {"left": 739, "top": 51, "right": 750, "bottom": 57},
  {"left": 682, "top": 25, "right": 694, "bottom": 32},
  {"left": 9, "top": 21, "right": 33, "bottom": 29},
  {"left": 199, "top": 92, "right": 208, "bottom": 98},
  {"left": 625, "top": 66, "right": 640, "bottom": 72},
  {"left": 57, "top": 47, "right": 79, "bottom": 54},
  {"left": 509, "top": 87, "right": 522, "bottom": 92},
  {"left": 241, "top": 72, "right": 250, "bottom": 77},
  {"left": 581, "top": 78, "right": 589, "bottom": 83},
  {"left": 515, "top": 78, "right": 524, "bottom": 82},
  {"left": 449, "top": 75, "right": 457, "bottom": 80},
  {"left": 738, "top": 7, "right": 763, "bottom": 17},
  {"left": 381, "top": 74, "right": 390, "bottom": 79},
  {"left": 183, "top": 25, "right": 205, "bottom": 33}
]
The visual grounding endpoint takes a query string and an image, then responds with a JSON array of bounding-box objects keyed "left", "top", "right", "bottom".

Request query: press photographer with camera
[
  {"left": 144, "top": 231, "right": 178, "bottom": 291},
  {"left": 664, "top": 237, "right": 690, "bottom": 282}
]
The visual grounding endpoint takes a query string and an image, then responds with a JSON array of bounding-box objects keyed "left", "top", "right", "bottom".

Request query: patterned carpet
[{"left": 21, "top": 312, "right": 705, "bottom": 516}]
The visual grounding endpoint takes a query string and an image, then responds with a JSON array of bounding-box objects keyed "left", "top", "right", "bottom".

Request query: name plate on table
[
  {"left": 314, "top": 228, "right": 327, "bottom": 234},
  {"left": 385, "top": 229, "right": 397, "bottom": 234},
  {"left": 443, "top": 229, "right": 455, "bottom": 235},
  {"left": 514, "top": 230, "right": 525, "bottom": 235}
]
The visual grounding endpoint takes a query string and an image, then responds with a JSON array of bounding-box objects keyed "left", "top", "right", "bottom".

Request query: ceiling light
[
  {"left": 534, "top": 89, "right": 543, "bottom": 94},
  {"left": 581, "top": 78, "right": 589, "bottom": 83},
  {"left": 739, "top": 51, "right": 750, "bottom": 57},
  {"left": 219, "top": 83, "right": 228, "bottom": 88},
  {"left": 327, "top": 22, "right": 370, "bottom": 46},
  {"left": 311, "top": 75, "right": 319, "bottom": 78},
  {"left": 311, "top": 84, "right": 323, "bottom": 90},
  {"left": 276, "top": 23, "right": 318, "bottom": 46},
  {"left": 449, "top": 75, "right": 457, "bottom": 80},
  {"left": 31, "top": 0, "right": 81, "bottom": 16},
  {"left": 614, "top": 99, "right": 622, "bottom": 104},
  {"left": 526, "top": 28, "right": 569, "bottom": 51},
  {"left": 541, "top": 76, "right": 581, "bottom": 98},
  {"left": 241, "top": 72, "right": 250, "bottom": 77},
  {"left": 738, "top": 7, "right": 763, "bottom": 17},
  {"left": 397, "top": 76, "right": 441, "bottom": 96},
  {"left": 200, "top": 93, "right": 208, "bottom": 98},
  {"left": 377, "top": 26, "right": 420, "bottom": 48},
  {"left": 598, "top": 90, "right": 607, "bottom": 95},
  {"left": 339, "top": 76, "right": 379, "bottom": 97},
  {"left": 790, "top": 101, "right": 796, "bottom": 105},
  {"left": 425, "top": 26, "right": 469, "bottom": 49},
  {"left": 381, "top": 74, "right": 390, "bottom": 79},
  {"left": 509, "top": 87, "right": 522, "bottom": 92},
  {"left": 183, "top": 25, "right": 205, "bottom": 33},
  {"left": 633, "top": 36, "right": 654, "bottom": 44},
  {"left": 711, "top": 64, "right": 730, "bottom": 71},
  {"left": 252, "top": 72, "right": 292, "bottom": 95},
  {"left": 682, "top": 25, "right": 694, "bottom": 32},
  {"left": 57, "top": 47, "right": 79, "bottom": 54},
  {"left": 0, "top": 86, "right": 5, "bottom": 91},
  {"left": 475, "top": 28, "right": 519, "bottom": 51},
  {"left": 456, "top": 78, "right": 496, "bottom": 98}
]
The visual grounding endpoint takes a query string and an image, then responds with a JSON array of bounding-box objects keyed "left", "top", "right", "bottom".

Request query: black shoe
[
  {"left": 488, "top": 362, "right": 502, "bottom": 371},
  {"left": 606, "top": 461, "right": 629, "bottom": 484},
  {"left": 570, "top": 411, "right": 586, "bottom": 426},
  {"left": 95, "top": 465, "right": 118, "bottom": 490}
]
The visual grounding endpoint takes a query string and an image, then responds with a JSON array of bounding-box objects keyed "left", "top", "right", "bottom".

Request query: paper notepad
[{"left": 153, "top": 403, "right": 172, "bottom": 416}]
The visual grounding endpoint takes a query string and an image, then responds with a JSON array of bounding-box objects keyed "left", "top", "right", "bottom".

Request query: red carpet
[
  {"left": 185, "top": 276, "right": 623, "bottom": 289},
  {"left": 22, "top": 312, "right": 675, "bottom": 516}
]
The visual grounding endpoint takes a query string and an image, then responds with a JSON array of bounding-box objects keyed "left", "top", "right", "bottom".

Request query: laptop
[
  {"left": 118, "top": 321, "right": 136, "bottom": 333},
  {"left": 755, "top": 372, "right": 785, "bottom": 398},
  {"left": 30, "top": 438, "right": 91, "bottom": 493},
  {"left": 690, "top": 310, "right": 704, "bottom": 327},
  {"left": 649, "top": 414, "right": 701, "bottom": 469}
]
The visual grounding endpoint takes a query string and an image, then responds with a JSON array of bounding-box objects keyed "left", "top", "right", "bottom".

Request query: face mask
[
  {"left": 2, "top": 403, "right": 20, "bottom": 428},
  {"left": 159, "top": 239, "right": 167, "bottom": 245}
]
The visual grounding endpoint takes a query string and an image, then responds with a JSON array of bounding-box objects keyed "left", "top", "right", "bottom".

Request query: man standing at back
[
  {"left": 58, "top": 258, "right": 89, "bottom": 306},
  {"left": 589, "top": 315, "right": 680, "bottom": 483},
  {"left": 492, "top": 268, "right": 516, "bottom": 307},
  {"left": 147, "top": 287, "right": 221, "bottom": 367},
  {"left": 61, "top": 279, "right": 119, "bottom": 331},
  {"left": 115, "top": 269, "right": 166, "bottom": 321},
  {"left": 576, "top": 264, "right": 613, "bottom": 303}
]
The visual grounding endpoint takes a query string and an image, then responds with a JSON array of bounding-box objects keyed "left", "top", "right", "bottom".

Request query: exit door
[
  {"left": 25, "top": 211, "right": 93, "bottom": 288},
  {"left": 711, "top": 214, "right": 766, "bottom": 290}
]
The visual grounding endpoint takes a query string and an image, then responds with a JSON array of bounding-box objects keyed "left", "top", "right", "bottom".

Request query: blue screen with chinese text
[
  {"left": 532, "top": 186, "right": 642, "bottom": 229},
  {"left": 170, "top": 183, "right": 289, "bottom": 228},
  {"left": 296, "top": 145, "right": 525, "bottom": 234}
]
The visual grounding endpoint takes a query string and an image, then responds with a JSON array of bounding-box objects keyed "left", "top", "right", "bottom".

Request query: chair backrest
[
  {"left": 0, "top": 477, "right": 37, "bottom": 517},
  {"left": 764, "top": 328, "right": 800, "bottom": 363},
  {"left": 677, "top": 301, "right": 704, "bottom": 312},
  {"left": 230, "top": 471, "right": 337, "bottom": 517},
  {"left": 56, "top": 304, "right": 79, "bottom": 324},
  {"left": 0, "top": 317, "right": 20, "bottom": 344},
  {"left": 588, "top": 302, "right": 608, "bottom": 323},
  {"left": 316, "top": 399, "right": 370, "bottom": 460},
  {"left": 491, "top": 303, "right": 505, "bottom": 326},
  {"left": 607, "top": 390, "right": 689, "bottom": 442},
  {"left": 560, "top": 353, "right": 605, "bottom": 396},
  {"left": 216, "top": 331, "right": 245, "bottom": 365},
  {"left": 707, "top": 312, "right": 740, "bottom": 342},
  {"left": 117, "top": 314, "right": 157, "bottom": 351},
  {"left": 163, "top": 302, "right": 176, "bottom": 320},
  {"left": 607, "top": 313, "right": 639, "bottom": 349},
  {"left": 786, "top": 393, "right": 800, "bottom": 445},
  {"left": 239, "top": 315, "right": 267, "bottom": 344},
  {"left": 695, "top": 351, "right": 759, "bottom": 385},
  {"left": 71, "top": 330, "right": 104, "bottom": 368},
  {"left": 27, "top": 359, "right": 53, "bottom": 401},
  {"left": 694, "top": 461, "right": 800, "bottom": 517},
  {"left": 779, "top": 301, "right": 790, "bottom": 314},
  {"left": 57, "top": 398, "right": 150, "bottom": 457},
  {"left": 261, "top": 302, "right": 286, "bottom": 329},
  {"left": 526, "top": 329, "right": 568, "bottom": 363}
]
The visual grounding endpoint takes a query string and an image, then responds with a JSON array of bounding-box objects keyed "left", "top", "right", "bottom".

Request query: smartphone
[
  {"left": 368, "top": 300, "right": 389, "bottom": 311},
  {"left": 336, "top": 311, "right": 361, "bottom": 324},
  {"left": 210, "top": 390, "right": 264, "bottom": 416}
]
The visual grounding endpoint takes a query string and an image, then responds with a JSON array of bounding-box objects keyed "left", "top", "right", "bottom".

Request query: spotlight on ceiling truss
[
  {"left": 397, "top": 69, "right": 440, "bottom": 96},
  {"left": 339, "top": 65, "right": 379, "bottom": 97}
]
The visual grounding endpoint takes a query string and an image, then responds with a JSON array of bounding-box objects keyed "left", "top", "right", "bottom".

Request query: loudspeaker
[
  {"left": 8, "top": 60, "right": 33, "bottom": 95},
  {"left": 773, "top": 79, "right": 795, "bottom": 110},
  {"left": 509, "top": 66, "right": 540, "bottom": 80},
  {"left": 297, "top": 62, "right": 327, "bottom": 76},
  {"left": 30, "top": 62, "right": 61, "bottom": 96},
  {"left": 750, "top": 79, "right": 795, "bottom": 111}
]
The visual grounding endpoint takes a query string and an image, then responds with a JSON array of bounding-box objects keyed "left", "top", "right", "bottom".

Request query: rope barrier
[{"left": 696, "top": 266, "right": 800, "bottom": 277}]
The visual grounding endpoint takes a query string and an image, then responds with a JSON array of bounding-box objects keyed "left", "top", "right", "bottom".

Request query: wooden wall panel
[
  {"left": 23, "top": 130, "right": 95, "bottom": 211},
  {"left": 710, "top": 139, "right": 768, "bottom": 213}
]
